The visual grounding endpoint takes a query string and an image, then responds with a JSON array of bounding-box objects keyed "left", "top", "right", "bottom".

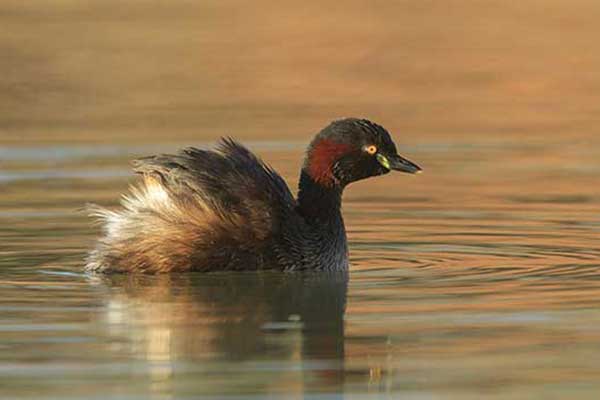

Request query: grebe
[{"left": 86, "top": 118, "right": 421, "bottom": 273}]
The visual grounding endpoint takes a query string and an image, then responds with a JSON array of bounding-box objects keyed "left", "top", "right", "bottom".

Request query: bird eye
[{"left": 365, "top": 145, "right": 377, "bottom": 155}]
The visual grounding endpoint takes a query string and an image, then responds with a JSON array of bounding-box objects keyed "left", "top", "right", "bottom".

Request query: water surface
[
  {"left": 2, "top": 137, "right": 600, "bottom": 399},
  {"left": 2, "top": 1, "right": 600, "bottom": 399}
]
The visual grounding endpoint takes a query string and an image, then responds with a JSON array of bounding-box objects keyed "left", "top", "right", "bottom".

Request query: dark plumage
[{"left": 86, "top": 118, "right": 421, "bottom": 273}]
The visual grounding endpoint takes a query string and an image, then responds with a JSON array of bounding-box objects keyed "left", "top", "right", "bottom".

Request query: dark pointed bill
[{"left": 376, "top": 153, "right": 422, "bottom": 174}]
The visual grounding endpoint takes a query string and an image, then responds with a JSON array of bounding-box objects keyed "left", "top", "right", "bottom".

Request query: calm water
[
  {"left": 2, "top": 138, "right": 600, "bottom": 399},
  {"left": 3, "top": 1, "right": 600, "bottom": 399}
]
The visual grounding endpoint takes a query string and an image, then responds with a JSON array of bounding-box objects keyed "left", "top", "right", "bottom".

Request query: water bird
[{"left": 86, "top": 118, "right": 421, "bottom": 273}]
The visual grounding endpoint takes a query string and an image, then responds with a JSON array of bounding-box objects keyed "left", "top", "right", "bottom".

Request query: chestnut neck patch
[{"left": 306, "top": 139, "right": 352, "bottom": 186}]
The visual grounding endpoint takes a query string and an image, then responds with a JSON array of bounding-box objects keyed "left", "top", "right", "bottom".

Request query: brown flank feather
[{"left": 86, "top": 139, "right": 296, "bottom": 273}]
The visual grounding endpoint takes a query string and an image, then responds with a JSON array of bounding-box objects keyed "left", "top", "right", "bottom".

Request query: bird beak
[{"left": 376, "top": 153, "right": 422, "bottom": 174}]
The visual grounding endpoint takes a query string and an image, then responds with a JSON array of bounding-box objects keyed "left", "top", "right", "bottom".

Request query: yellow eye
[{"left": 365, "top": 145, "right": 377, "bottom": 155}]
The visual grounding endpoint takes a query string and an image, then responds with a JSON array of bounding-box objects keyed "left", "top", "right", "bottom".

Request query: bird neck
[{"left": 297, "top": 170, "right": 344, "bottom": 225}]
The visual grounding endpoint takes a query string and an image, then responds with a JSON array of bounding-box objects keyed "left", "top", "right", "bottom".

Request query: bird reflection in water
[{"left": 95, "top": 270, "right": 348, "bottom": 396}]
